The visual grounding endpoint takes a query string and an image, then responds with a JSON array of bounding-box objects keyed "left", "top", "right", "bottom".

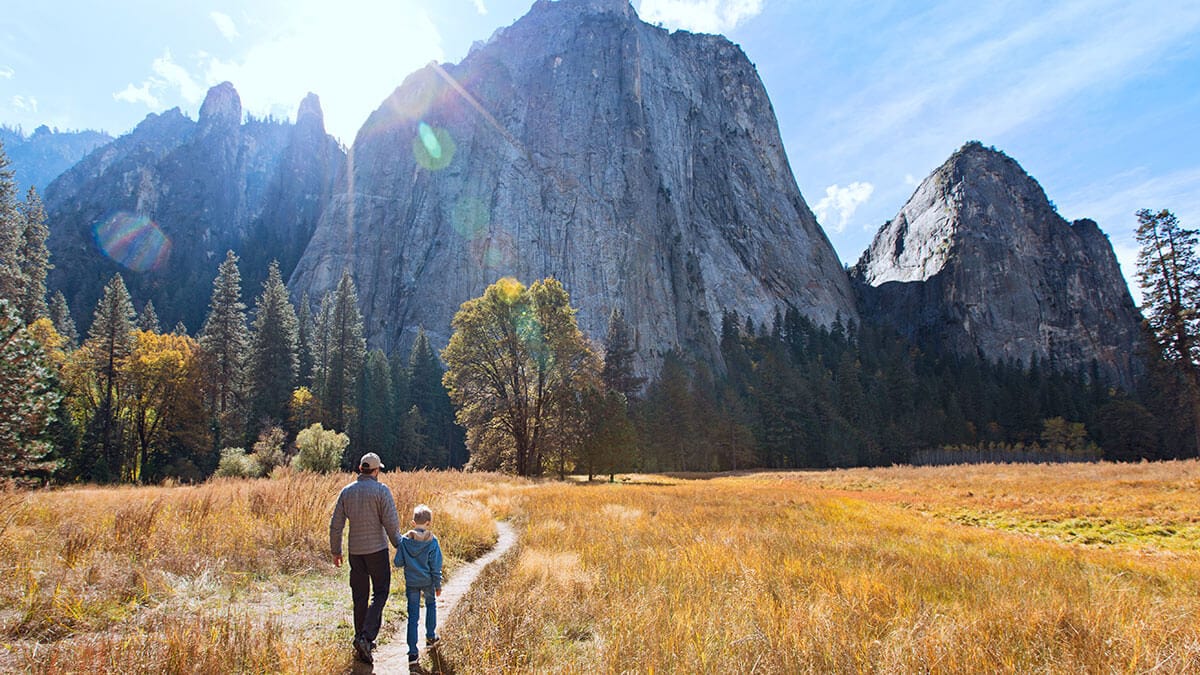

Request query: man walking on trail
[{"left": 330, "top": 452, "right": 402, "bottom": 665}]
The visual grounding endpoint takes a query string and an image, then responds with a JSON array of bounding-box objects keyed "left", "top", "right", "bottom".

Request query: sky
[{"left": 2, "top": 0, "right": 1199, "bottom": 302}]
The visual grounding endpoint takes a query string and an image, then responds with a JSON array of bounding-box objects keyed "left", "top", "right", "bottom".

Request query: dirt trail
[{"left": 366, "top": 520, "right": 517, "bottom": 673}]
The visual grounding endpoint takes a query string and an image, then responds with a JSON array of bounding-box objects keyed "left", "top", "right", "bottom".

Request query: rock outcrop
[
  {"left": 853, "top": 142, "right": 1143, "bottom": 389},
  {"left": 290, "top": 0, "right": 857, "bottom": 373},
  {"left": 0, "top": 125, "right": 112, "bottom": 195},
  {"left": 45, "top": 83, "right": 344, "bottom": 332}
]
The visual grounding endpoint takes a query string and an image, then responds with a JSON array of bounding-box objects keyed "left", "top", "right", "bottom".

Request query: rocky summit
[
  {"left": 45, "top": 83, "right": 344, "bottom": 332},
  {"left": 288, "top": 0, "right": 857, "bottom": 373},
  {"left": 853, "top": 142, "right": 1143, "bottom": 389}
]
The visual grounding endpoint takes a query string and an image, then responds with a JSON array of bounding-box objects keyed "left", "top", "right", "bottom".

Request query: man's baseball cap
[{"left": 359, "top": 453, "right": 384, "bottom": 470}]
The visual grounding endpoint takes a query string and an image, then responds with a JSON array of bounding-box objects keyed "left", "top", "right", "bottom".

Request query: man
[{"left": 330, "top": 452, "right": 402, "bottom": 664}]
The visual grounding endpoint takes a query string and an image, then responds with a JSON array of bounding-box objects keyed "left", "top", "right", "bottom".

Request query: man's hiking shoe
[{"left": 353, "top": 636, "right": 373, "bottom": 664}]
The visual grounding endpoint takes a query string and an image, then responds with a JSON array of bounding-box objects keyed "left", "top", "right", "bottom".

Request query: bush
[
  {"left": 251, "top": 426, "right": 289, "bottom": 473},
  {"left": 292, "top": 423, "right": 348, "bottom": 473},
  {"left": 215, "top": 447, "right": 261, "bottom": 478}
]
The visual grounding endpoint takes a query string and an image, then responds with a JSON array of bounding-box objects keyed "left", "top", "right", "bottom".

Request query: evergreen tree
[
  {"left": 137, "top": 299, "right": 161, "bottom": 333},
  {"left": 0, "top": 301, "right": 61, "bottom": 480},
  {"left": 0, "top": 145, "right": 26, "bottom": 308},
  {"left": 602, "top": 308, "right": 645, "bottom": 400},
  {"left": 17, "top": 187, "right": 50, "bottom": 323},
  {"left": 247, "top": 261, "right": 299, "bottom": 438},
  {"left": 356, "top": 349, "right": 395, "bottom": 466},
  {"left": 84, "top": 274, "right": 136, "bottom": 481},
  {"left": 49, "top": 291, "right": 78, "bottom": 347},
  {"left": 295, "top": 291, "right": 315, "bottom": 387},
  {"left": 199, "top": 251, "right": 250, "bottom": 450},
  {"left": 319, "top": 271, "right": 365, "bottom": 437},
  {"left": 1136, "top": 208, "right": 1200, "bottom": 455},
  {"left": 311, "top": 292, "right": 334, "bottom": 416},
  {"left": 409, "top": 328, "right": 459, "bottom": 468}
]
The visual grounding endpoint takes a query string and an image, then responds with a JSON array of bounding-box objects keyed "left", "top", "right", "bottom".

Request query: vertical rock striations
[
  {"left": 289, "top": 0, "right": 856, "bottom": 373},
  {"left": 853, "top": 142, "right": 1143, "bottom": 389},
  {"left": 45, "top": 83, "right": 345, "bottom": 332}
]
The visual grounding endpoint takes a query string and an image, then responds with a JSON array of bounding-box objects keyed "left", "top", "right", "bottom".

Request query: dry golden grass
[
  {"left": 0, "top": 468, "right": 524, "bottom": 673},
  {"left": 442, "top": 462, "right": 1200, "bottom": 674}
]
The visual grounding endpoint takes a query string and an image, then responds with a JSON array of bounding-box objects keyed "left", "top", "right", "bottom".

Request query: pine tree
[
  {"left": 602, "top": 308, "right": 645, "bottom": 400},
  {"left": 318, "top": 271, "right": 365, "bottom": 435},
  {"left": 295, "top": 291, "right": 315, "bottom": 387},
  {"left": 199, "top": 251, "right": 250, "bottom": 449},
  {"left": 0, "top": 144, "right": 26, "bottom": 308},
  {"left": 247, "top": 261, "right": 299, "bottom": 437},
  {"left": 137, "top": 299, "right": 161, "bottom": 333},
  {"left": 17, "top": 187, "right": 50, "bottom": 323},
  {"left": 409, "top": 328, "right": 457, "bottom": 467},
  {"left": 84, "top": 274, "right": 136, "bottom": 481},
  {"left": 1136, "top": 208, "right": 1200, "bottom": 456},
  {"left": 0, "top": 300, "right": 61, "bottom": 480},
  {"left": 356, "top": 349, "right": 395, "bottom": 467},
  {"left": 49, "top": 291, "right": 78, "bottom": 347}
]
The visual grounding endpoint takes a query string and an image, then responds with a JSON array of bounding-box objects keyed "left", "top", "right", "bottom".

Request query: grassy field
[{"left": 2, "top": 461, "right": 1198, "bottom": 673}]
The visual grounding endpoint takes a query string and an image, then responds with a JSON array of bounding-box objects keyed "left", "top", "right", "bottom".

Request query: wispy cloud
[
  {"left": 113, "top": 83, "right": 159, "bottom": 107},
  {"left": 637, "top": 0, "right": 764, "bottom": 34},
  {"left": 814, "top": 182, "right": 874, "bottom": 233},
  {"left": 10, "top": 94, "right": 37, "bottom": 112},
  {"left": 472, "top": 0, "right": 488, "bottom": 15},
  {"left": 112, "top": 50, "right": 205, "bottom": 110},
  {"left": 0, "top": 66, "right": 13, "bottom": 80},
  {"left": 210, "top": 12, "right": 240, "bottom": 41}
]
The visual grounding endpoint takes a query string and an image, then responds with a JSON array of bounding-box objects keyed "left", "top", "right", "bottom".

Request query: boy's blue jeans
[{"left": 406, "top": 586, "right": 437, "bottom": 658}]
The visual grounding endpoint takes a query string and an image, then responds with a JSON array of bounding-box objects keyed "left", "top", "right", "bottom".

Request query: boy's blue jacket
[{"left": 394, "top": 527, "right": 443, "bottom": 590}]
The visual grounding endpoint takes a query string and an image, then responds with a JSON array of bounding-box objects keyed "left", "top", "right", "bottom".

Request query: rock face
[
  {"left": 853, "top": 142, "right": 1142, "bottom": 389},
  {"left": 46, "top": 83, "right": 344, "bottom": 332},
  {"left": 0, "top": 125, "right": 112, "bottom": 195},
  {"left": 290, "top": 0, "right": 857, "bottom": 372}
]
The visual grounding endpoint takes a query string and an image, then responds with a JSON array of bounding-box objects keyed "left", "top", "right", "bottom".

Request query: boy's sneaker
[
  {"left": 426, "top": 636, "right": 440, "bottom": 648},
  {"left": 353, "top": 636, "right": 373, "bottom": 664},
  {"left": 408, "top": 653, "right": 419, "bottom": 666}
]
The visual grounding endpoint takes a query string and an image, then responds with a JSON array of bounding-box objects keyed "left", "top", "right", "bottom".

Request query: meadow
[{"left": 2, "top": 461, "right": 1198, "bottom": 673}]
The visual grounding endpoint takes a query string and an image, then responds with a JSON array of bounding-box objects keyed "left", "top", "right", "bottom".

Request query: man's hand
[{"left": 333, "top": 554, "right": 343, "bottom": 567}]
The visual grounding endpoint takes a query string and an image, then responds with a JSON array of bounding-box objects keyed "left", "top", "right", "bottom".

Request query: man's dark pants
[{"left": 349, "top": 549, "right": 391, "bottom": 642}]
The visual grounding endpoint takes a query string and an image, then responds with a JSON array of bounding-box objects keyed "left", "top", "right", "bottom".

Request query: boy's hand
[
  {"left": 333, "top": 554, "right": 342, "bottom": 567},
  {"left": 436, "top": 588, "right": 442, "bottom": 597}
]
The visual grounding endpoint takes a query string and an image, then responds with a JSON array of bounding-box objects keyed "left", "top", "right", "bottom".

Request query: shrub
[
  {"left": 292, "top": 423, "right": 347, "bottom": 473},
  {"left": 215, "top": 447, "right": 261, "bottom": 478}
]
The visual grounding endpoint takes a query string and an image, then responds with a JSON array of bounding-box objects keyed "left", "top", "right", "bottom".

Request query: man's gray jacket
[{"left": 329, "top": 474, "right": 402, "bottom": 556}]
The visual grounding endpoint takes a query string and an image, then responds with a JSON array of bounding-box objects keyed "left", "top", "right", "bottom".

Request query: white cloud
[
  {"left": 637, "top": 0, "right": 764, "bottom": 34},
  {"left": 473, "top": 0, "right": 488, "bottom": 15},
  {"left": 814, "top": 181, "right": 874, "bottom": 233},
  {"left": 210, "top": 12, "right": 240, "bottom": 41},
  {"left": 0, "top": 66, "right": 14, "bottom": 79},
  {"left": 113, "top": 83, "right": 159, "bottom": 107},
  {"left": 10, "top": 95, "right": 38, "bottom": 112}
]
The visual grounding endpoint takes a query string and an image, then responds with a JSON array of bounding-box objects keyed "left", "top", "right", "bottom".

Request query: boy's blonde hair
[{"left": 413, "top": 504, "right": 433, "bottom": 525}]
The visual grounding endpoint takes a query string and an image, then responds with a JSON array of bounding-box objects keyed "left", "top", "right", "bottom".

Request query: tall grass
[
  {"left": 442, "top": 463, "right": 1200, "bottom": 673},
  {"left": 0, "top": 468, "right": 522, "bottom": 673}
]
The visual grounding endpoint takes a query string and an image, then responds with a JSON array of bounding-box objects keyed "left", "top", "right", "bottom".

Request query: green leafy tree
[
  {"left": 0, "top": 301, "right": 61, "bottom": 480},
  {"left": 442, "top": 277, "right": 601, "bottom": 476},
  {"left": 293, "top": 422, "right": 349, "bottom": 473},
  {"left": 1136, "top": 208, "right": 1200, "bottom": 455},
  {"left": 247, "top": 261, "right": 299, "bottom": 437},
  {"left": 17, "top": 187, "right": 50, "bottom": 323},
  {"left": 199, "top": 251, "right": 250, "bottom": 449}
]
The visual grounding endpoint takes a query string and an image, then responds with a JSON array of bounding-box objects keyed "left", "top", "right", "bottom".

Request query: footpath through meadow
[{"left": 366, "top": 520, "right": 518, "bottom": 674}]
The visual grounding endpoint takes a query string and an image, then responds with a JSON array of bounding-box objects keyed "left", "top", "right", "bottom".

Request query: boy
[{"left": 394, "top": 503, "right": 444, "bottom": 668}]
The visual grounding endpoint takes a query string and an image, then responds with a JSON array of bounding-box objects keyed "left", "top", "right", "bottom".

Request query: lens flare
[
  {"left": 471, "top": 231, "right": 516, "bottom": 270},
  {"left": 452, "top": 198, "right": 490, "bottom": 239},
  {"left": 93, "top": 212, "right": 171, "bottom": 272},
  {"left": 413, "top": 121, "right": 456, "bottom": 170}
]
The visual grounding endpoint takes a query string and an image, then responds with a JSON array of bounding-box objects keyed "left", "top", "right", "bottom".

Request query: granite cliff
[
  {"left": 852, "top": 142, "right": 1142, "bottom": 389},
  {"left": 0, "top": 125, "right": 112, "bottom": 195},
  {"left": 289, "top": 0, "right": 857, "bottom": 372},
  {"left": 45, "top": 83, "right": 344, "bottom": 332}
]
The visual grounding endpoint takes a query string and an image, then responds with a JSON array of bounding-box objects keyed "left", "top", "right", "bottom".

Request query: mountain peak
[
  {"left": 296, "top": 92, "right": 325, "bottom": 132},
  {"left": 199, "top": 82, "right": 242, "bottom": 128},
  {"left": 539, "top": 0, "right": 634, "bottom": 17}
]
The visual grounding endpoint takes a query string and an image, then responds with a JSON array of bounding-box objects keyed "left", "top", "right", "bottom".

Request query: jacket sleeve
[
  {"left": 430, "top": 537, "right": 444, "bottom": 590},
  {"left": 329, "top": 491, "right": 346, "bottom": 556},
  {"left": 381, "top": 486, "right": 402, "bottom": 549}
]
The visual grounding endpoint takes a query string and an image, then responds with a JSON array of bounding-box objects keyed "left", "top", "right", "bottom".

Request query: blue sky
[{"left": 2, "top": 0, "right": 1198, "bottom": 300}]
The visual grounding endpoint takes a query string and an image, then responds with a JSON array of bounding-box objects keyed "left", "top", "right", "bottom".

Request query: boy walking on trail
[
  {"left": 329, "top": 452, "right": 402, "bottom": 665},
  {"left": 395, "top": 503, "right": 444, "bottom": 667}
]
